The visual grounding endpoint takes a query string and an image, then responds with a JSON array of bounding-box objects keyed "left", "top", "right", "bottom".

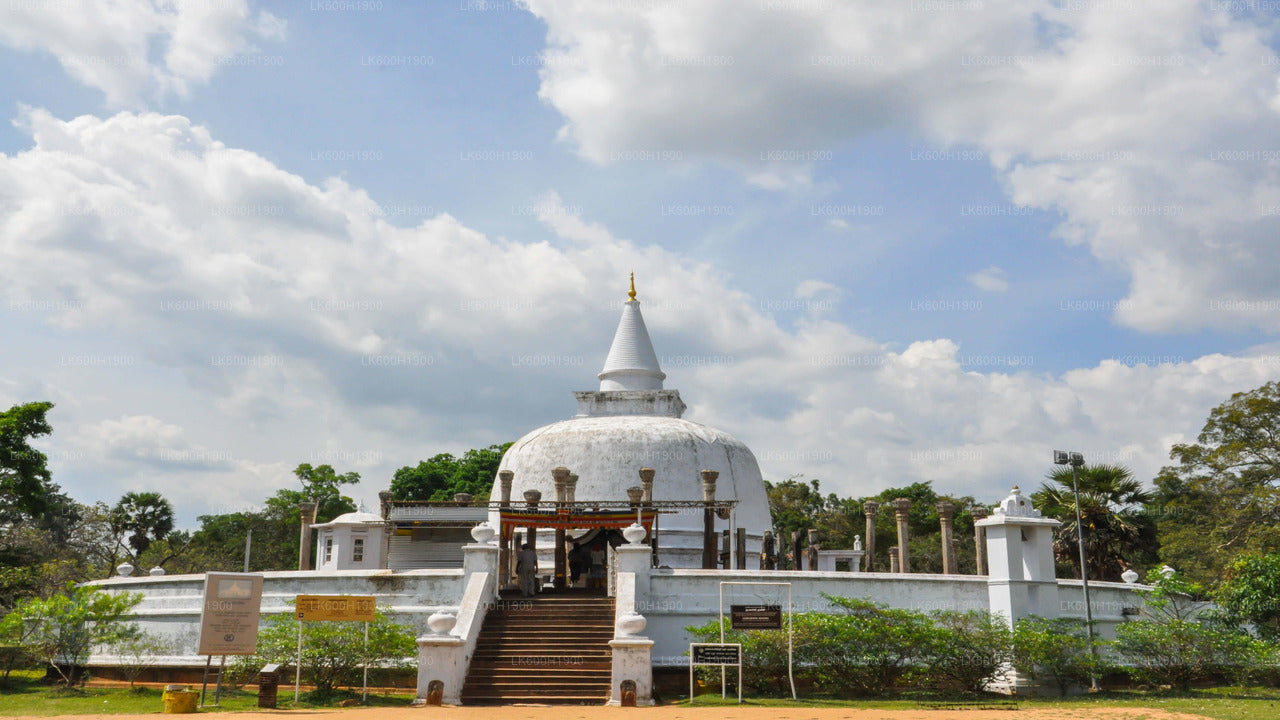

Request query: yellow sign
[{"left": 295, "top": 595, "right": 376, "bottom": 622}]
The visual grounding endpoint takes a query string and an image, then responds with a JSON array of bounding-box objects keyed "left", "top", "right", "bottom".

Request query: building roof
[{"left": 311, "top": 510, "right": 384, "bottom": 529}]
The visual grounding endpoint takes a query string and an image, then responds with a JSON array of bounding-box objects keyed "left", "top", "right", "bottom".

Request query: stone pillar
[
  {"left": 762, "top": 530, "right": 776, "bottom": 570},
  {"left": 700, "top": 470, "right": 718, "bottom": 569},
  {"left": 891, "top": 498, "right": 911, "bottom": 573},
  {"left": 566, "top": 473, "right": 578, "bottom": 503},
  {"left": 523, "top": 489, "right": 541, "bottom": 562},
  {"left": 806, "top": 529, "right": 820, "bottom": 571},
  {"left": 498, "top": 470, "right": 514, "bottom": 587},
  {"left": 978, "top": 487, "right": 1061, "bottom": 693},
  {"left": 638, "top": 468, "right": 655, "bottom": 564},
  {"left": 863, "top": 500, "right": 880, "bottom": 572},
  {"left": 971, "top": 505, "right": 989, "bottom": 575},
  {"left": 378, "top": 490, "right": 394, "bottom": 571},
  {"left": 937, "top": 502, "right": 956, "bottom": 575},
  {"left": 298, "top": 501, "right": 317, "bottom": 571},
  {"left": 553, "top": 467, "right": 569, "bottom": 590},
  {"left": 791, "top": 531, "right": 803, "bottom": 571},
  {"left": 889, "top": 547, "right": 899, "bottom": 573},
  {"left": 638, "top": 468, "right": 654, "bottom": 503},
  {"left": 735, "top": 528, "right": 747, "bottom": 570}
]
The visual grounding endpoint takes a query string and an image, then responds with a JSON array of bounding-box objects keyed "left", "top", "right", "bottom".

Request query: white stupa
[{"left": 491, "top": 277, "right": 772, "bottom": 567}]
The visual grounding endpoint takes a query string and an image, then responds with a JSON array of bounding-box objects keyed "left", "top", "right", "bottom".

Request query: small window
[
  {"left": 352, "top": 537, "right": 365, "bottom": 563},
  {"left": 324, "top": 536, "right": 333, "bottom": 563}
]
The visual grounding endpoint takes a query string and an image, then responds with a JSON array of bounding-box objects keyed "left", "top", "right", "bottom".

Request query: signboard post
[
  {"left": 718, "top": 581, "right": 795, "bottom": 700},
  {"left": 293, "top": 595, "right": 377, "bottom": 703},
  {"left": 689, "top": 643, "right": 742, "bottom": 703},
  {"left": 197, "top": 573, "right": 264, "bottom": 707}
]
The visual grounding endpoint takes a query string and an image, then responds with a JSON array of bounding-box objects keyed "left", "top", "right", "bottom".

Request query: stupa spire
[{"left": 598, "top": 275, "right": 666, "bottom": 391}]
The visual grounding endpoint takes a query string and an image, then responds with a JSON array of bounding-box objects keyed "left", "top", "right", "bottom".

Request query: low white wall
[
  {"left": 86, "top": 569, "right": 465, "bottom": 667},
  {"left": 644, "top": 569, "right": 991, "bottom": 667}
]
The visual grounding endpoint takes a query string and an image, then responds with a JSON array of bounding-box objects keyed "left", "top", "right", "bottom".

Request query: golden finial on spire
[{"left": 628, "top": 272, "right": 637, "bottom": 302}]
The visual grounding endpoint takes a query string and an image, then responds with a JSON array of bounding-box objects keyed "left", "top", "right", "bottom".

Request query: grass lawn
[
  {"left": 677, "top": 686, "right": 1280, "bottom": 720},
  {"left": 0, "top": 671, "right": 416, "bottom": 715}
]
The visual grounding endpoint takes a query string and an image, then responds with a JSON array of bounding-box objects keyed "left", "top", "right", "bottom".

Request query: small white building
[{"left": 312, "top": 510, "right": 387, "bottom": 571}]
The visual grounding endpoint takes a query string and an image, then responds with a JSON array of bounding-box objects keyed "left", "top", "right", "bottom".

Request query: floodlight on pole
[{"left": 1054, "top": 449, "right": 1099, "bottom": 691}]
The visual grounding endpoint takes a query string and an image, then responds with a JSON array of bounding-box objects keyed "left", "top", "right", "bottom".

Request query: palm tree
[{"left": 1032, "top": 464, "right": 1157, "bottom": 582}]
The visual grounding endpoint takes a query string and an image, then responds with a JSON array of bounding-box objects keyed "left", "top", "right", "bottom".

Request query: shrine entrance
[{"left": 500, "top": 505, "right": 656, "bottom": 595}]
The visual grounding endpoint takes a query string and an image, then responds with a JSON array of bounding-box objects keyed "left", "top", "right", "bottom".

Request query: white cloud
[
  {"left": 4, "top": 109, "right": 1276, "bottom": 522},
  {"left": 0, "top": 0, "right": 285, "bottom": 106},
  {"left": 524, "top": 2, "right": 1280, "bottom": 334},
  {"left": 967, "top": 266, "right": 1008, "bottom": 293}
]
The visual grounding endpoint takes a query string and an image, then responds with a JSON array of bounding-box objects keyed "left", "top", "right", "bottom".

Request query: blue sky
[{"left": 1, "top": 1, "right": 1278, "bottom": 526}]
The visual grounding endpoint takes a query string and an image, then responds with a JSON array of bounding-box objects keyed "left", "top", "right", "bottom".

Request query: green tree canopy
[
  {"left": 1032, "top": 463, "right": 1157, "bottom": 582},
  {"left": 389, "top": 443, "right": 511, "bottom": 502},
  {"left": 0, "top": 402, "right": 58, "bottom": 522},
  {"left": 109, "top": 491, "right": 175, "bottom": 566},
  {"left": 1152, "top": 381, "right": 1280, "bottom": 587}
]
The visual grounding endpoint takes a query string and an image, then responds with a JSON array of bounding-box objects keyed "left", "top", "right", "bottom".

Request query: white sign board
[{"left": 197, "top": 572, "right": 264, "bottom": 656}]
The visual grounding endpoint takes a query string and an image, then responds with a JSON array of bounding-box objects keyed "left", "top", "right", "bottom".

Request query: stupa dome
[{"left": 489, "top": 277, "right": 771, "bottom": 566}]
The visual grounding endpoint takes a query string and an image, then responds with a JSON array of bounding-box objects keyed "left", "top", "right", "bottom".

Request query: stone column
[
  {"left": 566, "top": 473, "right": 578, "bottom": 503},
  {"left": 638, "top": 468, "right": 656, "bottom": 564},
  {"left": 863, "top": 500, "right": 880, "bottom": 572},
  {"left": 889, "top": 547, "right": 899, "bottom": 573},
  {"left": 762, "top": 530, "right": 776, "bottom": 570},
  {"left": 735, "top": 528, "right": 747, "bottom": 570},
  {"left": 971, "top": 505, "right": 989, "bottom": 575},
  {"left": 553, "top": 467, "right": 570, "bottom": 590},
  {"left": 522, "top": 489, "right": 541, "bottom": 561},
  {"left": 806, "top": 529, "right": 820, "bottom": 571},
  {"left": 891, "top": 498, "right": 911, "bottom": 573},
  {"left": 700, "top": 470, "right": 718, "bottom": 569},
  {"left": 791, "top": 531, "right": 804, "bottom": 571},
  {"left": 378, "top": 490, "right": 394, "bottom": 571},
  {"left": 937, "top": 502, "right": 956, "bottom": 575},
  {"left": 498, "top": 470, "right": 514, "bottom": 587},
  {"left": 298, "top": 501, "right": 317, "bottom": 571}
]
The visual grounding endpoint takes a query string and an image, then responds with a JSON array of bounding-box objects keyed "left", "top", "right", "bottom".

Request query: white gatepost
[
  {"left": 415, "top": 523, "right": 499, "bottom": 705},
  {"left": 977, "top": 486, "right": 1061, "bottom": 693},
  {"left": 609, "top": 522, "right": 655, "bottom": 706}
]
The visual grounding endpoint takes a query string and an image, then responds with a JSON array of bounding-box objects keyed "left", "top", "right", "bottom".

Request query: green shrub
[
  {"left": 922, "top": 609, "right": 1013, "bottom": 693},
  {"left": 236, "top": 606, "right": 415, "bottom": 700},
  {"left": 1012, "top": 616, "right": 1104, "bottom": 696},
  {"left": 685, "top": 615, "right": 817, "bottom": 695},
  {"left": 813, "top": 595, "right": 938, "bottom": 696},
  {"left": 1115, "top": 569, "right": 1258, "bottom": 690}
]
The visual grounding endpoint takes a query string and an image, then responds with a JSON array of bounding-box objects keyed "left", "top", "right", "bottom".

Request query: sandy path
[{"left": 0, "top": 706, "right": 1213, "bottom": 720}]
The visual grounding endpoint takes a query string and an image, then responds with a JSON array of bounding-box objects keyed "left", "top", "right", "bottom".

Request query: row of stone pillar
[
  {"left": 861, "top": 499, "right": 991, "bottom": 574},
  {"left": 496, "top": 466, "right": 660, "bottom": 588}
]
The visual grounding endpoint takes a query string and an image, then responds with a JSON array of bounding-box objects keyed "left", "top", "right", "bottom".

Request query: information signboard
[
  {"left": 295, "top": 595, "right": 376, "bottom": 622},
  {"left": 197, "top": 572, "right": 264, "bottom": 656},
  {"left": 691, "top": 643, "right": 741, "bottom": 665},
  {"left": 730, "top": 604, "right": 782, "bottom": 630}
]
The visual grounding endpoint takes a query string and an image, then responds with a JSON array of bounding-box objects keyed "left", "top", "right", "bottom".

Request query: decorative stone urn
[
  {"left": 149, "top": 566, "right": 165, "bottom": 576},
  {"left": 471, "top": 522, "right": 496, "bottom": 544},
  {"left": 616, "top": 612, "right": 647, "bottom": 636},
  {"left": 1121, "top": 568, "right": 1140, "bottom": 584},
  {"left": 427, "top": 611, "right": 457, "bottom": 636},
  {"left": 622, "top": 522, "right": 647, "bottom": 545},
  {"left": 115, "top": 562, "right": 134, "bottom": 578}
]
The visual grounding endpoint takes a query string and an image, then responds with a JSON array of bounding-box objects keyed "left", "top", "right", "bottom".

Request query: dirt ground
[{"left": 0, "top": 706, "right": 1214, "bottom": 720}]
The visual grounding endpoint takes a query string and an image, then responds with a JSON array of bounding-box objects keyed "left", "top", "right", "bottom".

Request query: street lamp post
[{"left": 1054, "top": 449, "right": 1099, "bottom": 691}]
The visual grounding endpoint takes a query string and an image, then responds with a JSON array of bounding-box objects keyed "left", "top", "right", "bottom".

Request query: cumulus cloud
[
  {"left": 0, "top": 0, "right": 285, "bottom": 106},
  {"left": 524, "top": 1, "right": 1280, "bottom": 334},
  {"left": 4, "top": 109, "right": 1277, "bottom": 519}
]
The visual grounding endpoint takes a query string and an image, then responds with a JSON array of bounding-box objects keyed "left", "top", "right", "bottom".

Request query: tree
[
  {"left": 1153, "top": 381, "right": 1280, "bottom": 587},
  {"left": 0, "top": 402, "right": 57, "bottom": 522},
  {"left": 109, "top": 492, "right": 175, "bottom": 567},
  {"left": 2, "top": 583, "right": 141, "bottom": 686},
  {"left": 1032, "top": 464, "right": 1157, "bottom": 581},
  {"left": 389, "top": 444, "right": 511, "bottom": 502},
  {"left": 1216, "top": 553, "right": 1280, "bottom": 641}
]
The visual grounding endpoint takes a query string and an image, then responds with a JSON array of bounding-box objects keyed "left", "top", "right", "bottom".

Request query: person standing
[{"left": 517, "top": 542, "right": 539, "bottom": 597}]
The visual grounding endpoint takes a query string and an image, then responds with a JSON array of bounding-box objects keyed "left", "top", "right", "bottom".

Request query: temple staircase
[{"left": 461, "top": 590, "right": 615, "bottom": 705}]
